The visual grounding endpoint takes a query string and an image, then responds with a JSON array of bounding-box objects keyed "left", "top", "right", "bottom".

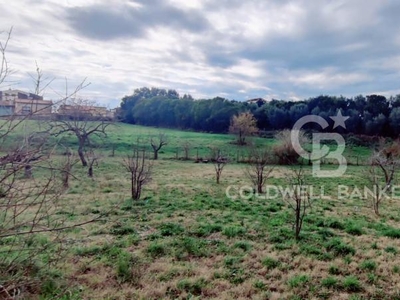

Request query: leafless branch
[
  {"left": 245, "top": 146, "right": 274, "bottom": 193},
  {"left": 150, "top": 132, "right": 168, "bottom": 160},
  {"left": 122, "top": 147, "right": 152, "bottom": 200},
  {"left": 283, "top": 167, "right": 311, "bottom": 240},
  {"left": 213, "top": 149, "right": 227, "bottom": 184},
  {"left": 0, "top": 27, "right": 12, "bottom": 86},
  {"left": 49, "top": 98, "right": 113, "bottom": 166},
  {"left": 368, "top": 141, "right": 400, "bottom": 215},
  {"left": 28, "top": 61, "right": 55, "bottom": 96}
]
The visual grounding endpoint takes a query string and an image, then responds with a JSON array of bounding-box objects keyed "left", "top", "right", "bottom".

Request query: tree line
[{"left": 120, "top": 87, "right": 400, "bottom": 137}]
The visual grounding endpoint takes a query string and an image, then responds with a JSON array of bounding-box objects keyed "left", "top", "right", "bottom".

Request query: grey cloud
[
  {"left": 4, "top": 0, "right": 400, "bottom": 103},
  {"left": 200, "top": 0, "right": 400, "bottom": 86},
  {"left": 66, "top": 0, "right": 210, "bottom": 40}
]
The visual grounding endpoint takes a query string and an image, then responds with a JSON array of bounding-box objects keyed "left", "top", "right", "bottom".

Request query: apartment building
[{"left": 0, "top": 89, "right": 53, "bottom": 116}]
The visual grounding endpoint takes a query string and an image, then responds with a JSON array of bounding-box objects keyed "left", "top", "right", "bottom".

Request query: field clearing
[
  {"left": 3, "top": 122, "right": 400, "bottom": 299},
  {"left": 48, "top": 161, "right": 400, "bottom": 298}
]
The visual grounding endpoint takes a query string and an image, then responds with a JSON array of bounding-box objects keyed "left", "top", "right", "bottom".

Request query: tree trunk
[
  {"left": 78, "top": 144, "right": 87, "bottom": 167},
  {"left": 63, "top": 172, "right": 69, "bottom": 188},
  {"left": 24, "top": 164, "right": 32, "bottom": 178},
  {"left": 373, "top": 201, "right": 380, "bottom": 216},
  {"left": 153, "top": 150, "right": 158, "bottom": 160},
  {"left": 131, "top": 173, "right": 136, "bottom": 200},
  {"left": 135, "top": 181, "right": 141, "bottom": 200},
  {"left": 111, "top": 144, "right": 115, "bottom": 157},
  {"left": 257, "top": 182, "right": 262, "bottom": 194},
  {"left": 88, "top": 166, "right": 93, "bottom": 178},
  {"left": 295, "top": 203, "right": 301, "bottom": 240},
  {"left": 257, "top": 170, "right": 263, "bottom": 193}
]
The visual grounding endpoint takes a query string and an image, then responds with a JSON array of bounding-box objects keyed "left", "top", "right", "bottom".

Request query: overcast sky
[{"left": 1, "top": 0, "right": 400, "bottom": 107}]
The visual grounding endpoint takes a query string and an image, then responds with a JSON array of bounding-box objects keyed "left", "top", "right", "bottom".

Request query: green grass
[
  {"left": 3, "top": 120, "right": 399, "bottom": 299},
  {"left": 288, "top": 274, "right": 309, "bottom": 288}
]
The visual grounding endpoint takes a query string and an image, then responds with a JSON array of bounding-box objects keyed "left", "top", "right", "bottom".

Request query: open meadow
[{"left": 2, "top": 122, "right": 400, "bottom": 299}]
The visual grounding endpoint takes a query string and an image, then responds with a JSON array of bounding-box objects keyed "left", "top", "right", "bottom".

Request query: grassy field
[{"left": 3, "top": 122, "right": 400, "bottom": 299}]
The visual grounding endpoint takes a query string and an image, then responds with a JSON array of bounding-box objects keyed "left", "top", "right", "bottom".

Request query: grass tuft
[{"left": 342, "top": 276, "right": 362, "bottom": 292}]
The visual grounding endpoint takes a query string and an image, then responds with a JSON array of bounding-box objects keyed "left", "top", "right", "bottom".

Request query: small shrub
[
  {"left": 41, "top": 279, "right": 59, "bottom": 297},
  {"left": 176, "top": 237, "right": 209, "bottom": 258},
  {"left": 318, "top": 228, "right": 335, "bottom": 240},
  {"left": 159, "top": 269, "right": 180, "bottom": 282},
  {"left": 253, "top": 280, "right": 266, "bottom": 290},
  {"left": 393, "top": 265, "right": 400, "bottom": 274},
  {"left": 116, "top": 253, "right": 141, "bottom": 285},
  {"left": 382, "top": 228, "right": 400, "bottom": 239},
  {"left": 266, "top": 204, "right": 280, "bottom": 212},
  {"left": 274, "top": 242, "right": 293, "bottom": 251},
  {"left": 325, "top": 219, "right": 345, "bottom": 230},
  {"left": 102, "top": 187, "right": 113, "bottom": 193},
  {"left": 288, "top": 274, "right": 309, "bottom": 288},
  {"left": 224, "top": 256, "right": 242, "bottom": 267},
  {"left": 273, "top": 130, "right": 302, "bottom": 165},
  {"left": 110, "top": 223, "right": 136, "bottom": 236},
  {"left": 262, "top": 257, "right": 281, "bottom": 269},
  {"left": 328, "top": 265, "right": 341, "bottom": 275},
  {"left": 385, "top": 246, "right": 398, "bottom": 254},
  {"left": 233, "top": 241, "right": 252, "bottom": 252},
  {"left": 224, "top": 268, "right": 246, "bottom": 284},
  {"left": 360, "top": 260, "right": 377, "bottom": 271},
  {"left": 367, "top": 273, "right": 378, "bottom": 284},
  {"left": 75, "top": 245, "right": 107, "bottom": 257},
  {"left": 325, "top": 238, "right": 355, "bottom": 256},
  {"left": 268, "top": 228, "right": 293, "bottom": 243},
  {"left": 345, "top": 223, "right": 364, "bottom": 236},
  {"left": 222, "top": 226, "right": 246, "bottom": 238},
  {"left": 343, "top": 256, "right": 352, "bottom": 264},
  {"left": 321, "top": 276, "right": 337, "bottom": 288},
  {"left": 192, "top": 223, "right": 222, "bottom": 237},
  {"left": 301, "top": 244, "right": 324, "bottom": 256},
  {"left": 342, "top": 276, "right": 362, "bottom": 292},
  {"left": 158, "top": 223, "right": 184, "bottom": 236},
  {"left": 147, "top": 242, "right": 167, "bottom": 258},
  {"left": 176, "top": 278, "right": 207, "bottom": 296}
]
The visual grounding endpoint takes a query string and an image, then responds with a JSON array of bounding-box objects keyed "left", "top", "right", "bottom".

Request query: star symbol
[{"left": 330, "top": 109, "right": 349, "bottom": 129}]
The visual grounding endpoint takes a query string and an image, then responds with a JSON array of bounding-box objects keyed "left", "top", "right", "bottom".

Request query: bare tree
[
  {"left": 283, "top": 167, "right": 311, "bottom": 240},
  {"left": 182, "top": 141, "right": 191, "bottom": 160},
  {"left": 245, "top": 147, "right": 274, "bottom": 194},
  {"left": 123, "top": 147, "right": 152, "bottom": 200},
  {"left": 0, "top": 30, "right": 114, "bottom": 297},
  {"left": 368, "top": 141, "right": 400, "bottom": 215},
  {"left": 213, "top": 150, "right": 227, "bottom": 184},
  {"left": 49, "top": 98, "right": 112, "bottom": 166},
  {"left": 0, "top": 127, "right": 109, "bottom": 296},
  {"left": 150, "top": 133, "right": 168, "bottom": 160}
]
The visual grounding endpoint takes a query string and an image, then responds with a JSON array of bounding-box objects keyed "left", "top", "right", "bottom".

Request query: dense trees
[{"left": 119, "top": 87, "right": 400, "bottom": 137}]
